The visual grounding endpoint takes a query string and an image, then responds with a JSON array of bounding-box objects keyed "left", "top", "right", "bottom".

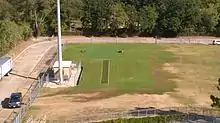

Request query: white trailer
[{"left": 0, "top": 56, "right": 12, "bottom": 80}]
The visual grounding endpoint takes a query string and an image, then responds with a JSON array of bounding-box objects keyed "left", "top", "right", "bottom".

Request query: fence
[
  {"left": 4, "top": 47, "right": 58, "bottom": 123},
  {"left": 62, "top": 36, "right": 217, "bottom": 45},
  {"left": 5, "top": 73, "right": 47, "bottom": 123},
  {"left": 31, "top": 107, "right": 220, "bottom": 123}
]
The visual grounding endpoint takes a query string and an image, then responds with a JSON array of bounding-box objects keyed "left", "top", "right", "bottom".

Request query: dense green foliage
[
  {"left": 95, "top": 115, "right": 185, "bottom": 123},
  {"left": 0, "top": 20, "right": 31, "bottom": 55},
  {"left": 1, "top": 0, "right": 220, "bottom": 55},
  {"left": 0, "top": 0, "right": 220, "bottom": 37}
]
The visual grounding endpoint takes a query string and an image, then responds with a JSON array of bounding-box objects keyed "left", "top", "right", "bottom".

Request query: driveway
[{"left": 0, "top": 41, "right": 54, "bottom": 123}]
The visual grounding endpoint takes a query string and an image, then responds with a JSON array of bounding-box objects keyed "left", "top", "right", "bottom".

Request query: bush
[
  {"left": 0, "top": 20, "right": 31, "bottom": 56},
  {"left": 95, "top": 115, "right": 185, "bottom": 123},
  {"left": 20, "top": 22, "right": 32, "bottom": 40}
]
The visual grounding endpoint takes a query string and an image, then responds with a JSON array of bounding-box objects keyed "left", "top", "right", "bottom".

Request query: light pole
[{"left": 57, "top": 0, "right": 63, "bottom": 84}]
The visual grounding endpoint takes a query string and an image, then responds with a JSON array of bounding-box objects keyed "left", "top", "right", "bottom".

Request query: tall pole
[{"left": 57, "top": 0, "right": 63, "bottom": 84}]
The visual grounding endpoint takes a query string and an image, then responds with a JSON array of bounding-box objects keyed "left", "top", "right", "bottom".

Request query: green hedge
[
  {"left": 95, "top": 115, "right": 185, "bottom": 123},
  {"left": 0, "top": 20, "right": 31, "bottom": 56}
]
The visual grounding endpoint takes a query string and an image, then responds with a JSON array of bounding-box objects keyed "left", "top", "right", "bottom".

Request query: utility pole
[{"left": 57, "top": 0, "right": 63, "bottom": 84}]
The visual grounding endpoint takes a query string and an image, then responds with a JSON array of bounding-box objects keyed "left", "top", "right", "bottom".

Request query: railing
[{"left": 62, "top": 36, "right": 216, "bottom": 45}]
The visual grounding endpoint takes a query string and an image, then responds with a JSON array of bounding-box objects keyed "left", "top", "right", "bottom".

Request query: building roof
[
  {"left": 53, "top": 61, "right": 72, "bottom": 68},
  {"left": 0, "top": 57, "right": 11, "bottom": 66}
]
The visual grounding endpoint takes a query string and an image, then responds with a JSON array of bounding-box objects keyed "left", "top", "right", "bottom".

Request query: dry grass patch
[{"left": 164, "top": 44, "right": 220, "bottom": 107}]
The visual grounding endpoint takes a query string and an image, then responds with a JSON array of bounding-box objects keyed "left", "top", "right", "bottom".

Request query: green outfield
[{"left": 60, "top": 43, "right": 177, "bottom": 95}]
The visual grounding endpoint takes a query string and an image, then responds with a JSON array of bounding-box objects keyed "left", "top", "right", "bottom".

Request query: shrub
[
  {"left": 95, "top": 115, "right": 185, "bottom": 123},
  {"left": 0, "top": 20, "right": 31, "bottom": 56}
]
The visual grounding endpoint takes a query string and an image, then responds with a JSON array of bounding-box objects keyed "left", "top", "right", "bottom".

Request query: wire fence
[
  {"left": 29, "top": 107, "right": 220, "bottom": 123},
  {"left": 62, "top": 36, "right": 217, "bottom": 45},
  {"left": 4, "top": 47, "right": 58, "bottom": 123}
]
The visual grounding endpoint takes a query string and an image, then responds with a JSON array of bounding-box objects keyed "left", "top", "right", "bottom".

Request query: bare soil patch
[{"left": 31, "top": 93, "right": 181, "bottom": 120}]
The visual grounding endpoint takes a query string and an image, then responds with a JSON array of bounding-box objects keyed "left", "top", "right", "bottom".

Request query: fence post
[
  {"left": 38, "top": 77, "right": 41, "bottom": 86},
  {"left": 29, "top": 88, "right": 32, "bottom": 106},
  {"left": 91, "top": 36, "right": 93, "bottom": 44},
  {"left": 46, "top": 73, "right": 49, "bottom": 83},
  {"left": 145, "top": 109, "right": 147, "bottom": 117}
]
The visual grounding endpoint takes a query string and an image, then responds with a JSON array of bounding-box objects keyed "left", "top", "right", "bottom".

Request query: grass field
[
  {"left": 49, "top": 44, "right": 178, "bottom": 96},
  {"left": 33, "top": 43, "right": 220, "bottom": 120}
]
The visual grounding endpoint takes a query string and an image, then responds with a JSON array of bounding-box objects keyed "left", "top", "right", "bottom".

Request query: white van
[{"left": 212, "top": 39, "right": 220, "bottom": 45}]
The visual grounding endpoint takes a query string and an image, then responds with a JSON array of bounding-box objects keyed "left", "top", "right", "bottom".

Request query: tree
[
  {"left": 155, "top": 0, "right": 185, "bottom": 36},
  {"left": 199, "top": 5, "right": 220, "bottom": 33},
  {"left": 139, "top": 6, "right": 158, "bottom": 35},
  {"left": 82, "top": 0, "right": 113, "bottom": 34},
  {"left": 8, "top": 0, "right": 56, "bottom": 37},
  {"left": 61, "top": 0, "right": 83, "bottom": 32},
  {"left": 0, "top": 0, "right": 14, "bottom": 20},
  {"left": 1, "top": 0, "right": 220, "bottom": 38},
  {"left": 0, "top": 20, "right": 31, "bottom": 55},
  {"left": 125, "top": 4, "right": 139, "bottom": 35},
  {"left": 109, "top": 3, "right": 129, "bottom": 31},
  {"left": 181, "top": 0, "right": 201, "bottom": 35},
  {"left": 197, "top": 0, "right": 220, "bottom": 34}
]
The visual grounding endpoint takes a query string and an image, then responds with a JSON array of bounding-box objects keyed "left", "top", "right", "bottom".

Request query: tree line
[
  {"left": 1, "top": 0, "right": 220, "bottom": 54},
  {"left": 82, "top": 0, "right": 220, "bottom": 37}
]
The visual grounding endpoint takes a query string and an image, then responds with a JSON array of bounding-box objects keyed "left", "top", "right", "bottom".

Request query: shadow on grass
[
  {"left": 40, "top": 87, "right": 178, "bottom": 103},
  {"left": 41, "top": 88, "right": 121, "bottom": 102}
]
